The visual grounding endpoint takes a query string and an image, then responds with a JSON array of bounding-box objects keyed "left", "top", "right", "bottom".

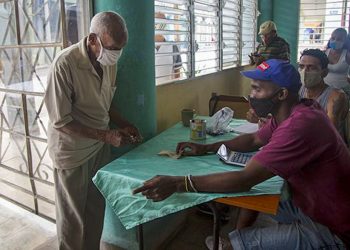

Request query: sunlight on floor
[{"left": 0, "top": 198, "right": 57, "bottom": 250}]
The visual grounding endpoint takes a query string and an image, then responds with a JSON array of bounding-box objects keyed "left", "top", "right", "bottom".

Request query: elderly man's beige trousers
[{"left": 54, "top": 144, "right": 111, "bottom": 250}]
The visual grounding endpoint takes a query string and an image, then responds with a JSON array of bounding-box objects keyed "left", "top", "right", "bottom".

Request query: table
[{"left": 93, "top": 119, "right": 283, "bottom": 249}]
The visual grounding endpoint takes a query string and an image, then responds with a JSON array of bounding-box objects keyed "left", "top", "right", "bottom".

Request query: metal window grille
[
  {"left": 155, "top": 0, "right": 258, "bottom": 85},
  {"left": 298, "top": 0, "right": 350, "bottom": 56},
  {"left": 194, "top": 0, "right": 220, "bottom": 76},
  {"left": 155, "top": 0, "right": 191, "bottom": 85},
  {"left": 222, "top": 0, "right": 241, "bottom": 68},
  {"left": 0, "top": 0, "right": 89, "bottom": 222},
  {"left": 240, "top": 0, "right": 257, "bottom": 65}
]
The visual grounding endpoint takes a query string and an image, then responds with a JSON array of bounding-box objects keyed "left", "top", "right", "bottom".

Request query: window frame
[
  {"left": 298, "top": 0, "right": 350, "bottom": 57},
  {"left": 155, "top": 0, "right": 258, "bottom": 86}
]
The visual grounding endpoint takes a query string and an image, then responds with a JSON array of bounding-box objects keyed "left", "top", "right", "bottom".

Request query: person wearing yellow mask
[{"left": 298, "top": 49, "right": 349, "bottom": 143}]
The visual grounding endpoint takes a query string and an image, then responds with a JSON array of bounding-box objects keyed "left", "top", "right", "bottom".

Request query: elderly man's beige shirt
[{"left": 45, "top": 37, "right": 117, "bottom": 169}]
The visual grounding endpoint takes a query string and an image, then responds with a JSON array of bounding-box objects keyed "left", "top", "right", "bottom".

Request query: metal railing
[{"left": 0, "top": 83, "right": 55, "bottom": 222}]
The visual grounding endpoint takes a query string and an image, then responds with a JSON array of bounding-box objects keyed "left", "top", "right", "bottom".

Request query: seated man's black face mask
[{"left": 248, "top": 89, "right": 282, "bottom": 118}]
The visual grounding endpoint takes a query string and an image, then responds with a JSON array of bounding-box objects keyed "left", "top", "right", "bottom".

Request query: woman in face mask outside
[{"left": 324, "top": 28, "right": 350, "bottom": 98}]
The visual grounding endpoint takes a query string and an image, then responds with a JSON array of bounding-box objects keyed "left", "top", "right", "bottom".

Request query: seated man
[
  {"left": 134, "top": 60, "right": 350, "bottom": 249},
  {"left": 298, "top": 49, "right": 349, "bottom": 143},
  {"left": 247, "top": 49, "right": 349, "bottom": 143},
  {"left": 250, "top": 21, "right": 290, "bottom": 66}
]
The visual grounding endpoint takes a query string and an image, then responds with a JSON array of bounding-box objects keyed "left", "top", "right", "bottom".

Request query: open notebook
[{"left": 216, "top": 144, "right": 255, "bottom": 167}]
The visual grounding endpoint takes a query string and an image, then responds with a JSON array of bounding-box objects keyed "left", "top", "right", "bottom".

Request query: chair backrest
[{"left": 209, "top": 93, "right": 250, "bottom": 119}]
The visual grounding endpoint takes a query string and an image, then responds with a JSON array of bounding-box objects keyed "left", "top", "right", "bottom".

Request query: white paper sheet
[{"left": 231, "top": 122, "right": 259, "bottom": 134}]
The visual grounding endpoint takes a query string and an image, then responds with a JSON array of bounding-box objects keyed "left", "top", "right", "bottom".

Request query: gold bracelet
[{"left": 184, "top": 176, "right": 189, "bottom": 192}]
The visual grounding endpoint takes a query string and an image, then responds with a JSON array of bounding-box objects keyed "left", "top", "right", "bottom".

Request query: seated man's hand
[
  {"left": 121, "top": 126, "right": 143, "bottom": 144},
  {"left": 257, "top": 116, "right": 271, "bottom": 128},
  {"left": 246, "top": 109, "right": 270, "bottom": 128},
  {"left": 248, "top": 53, "right": 255, "bottom": 65},
  {"left": 254, "top": 55, "right": 265, "bottom": 65},
  {"left": 246, "top": 108, "right": 259, "bottom": 123},
  {"left": 133, "top": 175, "right": 181, "bottom": 202},
  {"left": 249, "top": 53, "right": 265, "bottom": 66},
  {"left": 176, "top": 142, "right": 207, "bottom": 156}
]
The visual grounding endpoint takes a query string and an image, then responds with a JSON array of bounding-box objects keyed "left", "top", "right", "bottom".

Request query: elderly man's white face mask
[{"left": 96, "top": 37, "right": 123, "bottom": 66}]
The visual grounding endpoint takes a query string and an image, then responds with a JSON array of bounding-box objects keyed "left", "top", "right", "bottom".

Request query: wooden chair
[{"left": 209, "top": 93, "right": 250, "bottom": 119}]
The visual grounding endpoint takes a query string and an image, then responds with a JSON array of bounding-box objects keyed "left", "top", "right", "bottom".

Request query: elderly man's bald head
[{"left": 90, "top": 11, "right": 128, "bottom": 47}]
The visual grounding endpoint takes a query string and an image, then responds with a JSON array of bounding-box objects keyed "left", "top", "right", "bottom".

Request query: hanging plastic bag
[{"left": 206, "top": 107, "right": 234, "bottom": 135}]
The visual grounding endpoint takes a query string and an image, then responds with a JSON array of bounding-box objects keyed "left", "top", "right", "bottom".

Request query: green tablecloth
[{"left": 93, "top": 119, "right": 283, "bottom": 230}]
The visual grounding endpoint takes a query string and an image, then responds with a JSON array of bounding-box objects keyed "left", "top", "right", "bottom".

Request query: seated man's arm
[
  {"left": 326, "top": 90, "right": 349, "bottom": 130},
  {"left": 177, "top": 132, "right": 264, "bottom": 156},
  {"left": 221, "top": 132, "right": 264, "bottom": 152},
  {"left": 190, "top": 159, "right": 275, "bottom": 193},
  {"left": 133, "top": 158, "right": 275, "bottom": 201}
]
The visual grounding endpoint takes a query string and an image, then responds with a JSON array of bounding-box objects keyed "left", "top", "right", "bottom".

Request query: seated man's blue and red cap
[{"left": 241, "top": 59, "right": 301, "bottom": 93}]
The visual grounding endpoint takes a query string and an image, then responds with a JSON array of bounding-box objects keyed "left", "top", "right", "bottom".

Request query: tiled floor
[
  {"left": 0, "top": 198, "right": 57, "bottom": 250},
  {"left": 0, "top": 197, "right": 275, "bottom": 250}
]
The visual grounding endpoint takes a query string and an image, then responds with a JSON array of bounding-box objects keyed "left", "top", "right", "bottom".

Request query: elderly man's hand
[
  {"left": 176, "top": 142, "right": 207, "bottom": 156},
  {"left": 133, "top": 175, "right": 181, "bottom": 202},
  {"left": 104, "top": 129, "right": 136, "bottom": 147},
  {"left": 121, "top": 126, "right": 143, "bottom": 144}
]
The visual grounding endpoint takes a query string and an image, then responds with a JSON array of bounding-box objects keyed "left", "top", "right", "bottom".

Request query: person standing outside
[
  {"left": 155, "top": 12, "right": 182, "bottom": 84},
  {"left": 45, "top": 11, "right": 142, "bottom": 250},
  {"left": 250, "top": 21, "right": 290, "bottom": 66},
  {"left": 324, "top": 28, "right": 350, "bottom": 98}
]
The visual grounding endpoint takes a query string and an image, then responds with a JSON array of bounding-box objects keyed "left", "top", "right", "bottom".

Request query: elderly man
[
  {"left": 45, "top": 12, "right": 142, "bottom": 250},
  {"left": 299, "top": 48, "right": 349, "bottom": 143},
  {"left": 134, "top": 60, "right": 350, "bottom": 249},
  {"left": 250, "top": 21, "right": 290, "bottom": 66}
]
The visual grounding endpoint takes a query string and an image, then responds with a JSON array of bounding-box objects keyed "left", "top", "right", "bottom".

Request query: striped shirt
[{"left": 256, "top": 36, "right": 290, "bottom": 62}]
